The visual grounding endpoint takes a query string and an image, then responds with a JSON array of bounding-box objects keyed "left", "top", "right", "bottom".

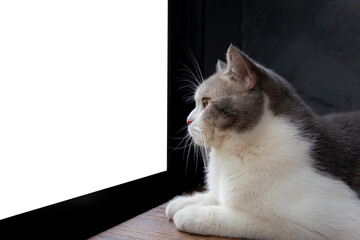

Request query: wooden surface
[{"left": 89, "top": 202, "right": 245, "bottom": 240}]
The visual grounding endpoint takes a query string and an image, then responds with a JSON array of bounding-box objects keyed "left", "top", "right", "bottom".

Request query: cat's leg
[
  {"left": 166, "top": 192, "right": 217, "bottom": 220},
  {"left": 173, "top": 205, "right": 324, "bottom": 240},
  {"left": 167, "top": 151, "right": 221, "bottom": 219}
]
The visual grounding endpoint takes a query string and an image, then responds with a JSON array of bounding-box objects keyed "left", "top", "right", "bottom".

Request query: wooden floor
[{"left": 89, "top": 202, "right": 245, "bottom": 240}]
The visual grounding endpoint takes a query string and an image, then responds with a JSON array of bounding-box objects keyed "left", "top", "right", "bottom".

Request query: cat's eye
[{"left": 202, "top": 98, "right": 211, "bottom": 108}]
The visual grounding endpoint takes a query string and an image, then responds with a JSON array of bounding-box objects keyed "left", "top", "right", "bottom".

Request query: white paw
[
  {"left": 173, "top": 205, "right": 211, "bottom": 235},
  {"left": 166, "top": 196, "right": 192, "bottom": 220}
]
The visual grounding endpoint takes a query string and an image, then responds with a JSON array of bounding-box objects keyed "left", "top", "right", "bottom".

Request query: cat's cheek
[{"left": 173, "top": 205, "right": 211, "bottom": 235}]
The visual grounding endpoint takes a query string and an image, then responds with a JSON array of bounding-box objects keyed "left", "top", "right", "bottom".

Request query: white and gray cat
[{"left": 166, "top": 45, "right": 360, "bottom": 240}]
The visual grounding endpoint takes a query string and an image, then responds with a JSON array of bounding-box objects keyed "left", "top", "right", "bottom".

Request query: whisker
[
  {"left": 194, "top": 140, "right": 199, "bottom": 173},
  {"left": 184, "top": 47, "right": 204, "bottom": 83},
  {"left": 177, "top": 72, "right": 200, "bottom": 85},
  {"left": 184, "top": 95, "right": 195, "bottom": 104},
  {"left": 178, "top": 86, "right": 196, "bottom": 93},
  {"left": 185, "top": 135, "right": 193, "bottom": 175},
  {"left": 176, "top": 76, "right": 197, "bottom": 102},
  {"left": 177, "top": 77, "right": 198, "bottom": 89},
  {"left": 168, "top": 136, "right": 188, "bottom": 140},
  {"left": 176, "top": 125, "right": 189, "bottom": 134},
  {"left": 170, "top": 137, "right": 193, "bottom": 152},
  {"left": 178, "top": 62, "right": 202, "bottom": 86},
  {"left": 201, "top": 134, "right": 209, "bottom": 169},
  {"left": 169, "top": 143, "right": 193, "bottom": 151},
  {"left": 172, "top": 124, "right": 209, "bottom": 176}
]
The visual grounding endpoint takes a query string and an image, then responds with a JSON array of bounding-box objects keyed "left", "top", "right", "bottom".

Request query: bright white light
[{"left": 0, "top": 0, "right": 167, "bottom": 220}]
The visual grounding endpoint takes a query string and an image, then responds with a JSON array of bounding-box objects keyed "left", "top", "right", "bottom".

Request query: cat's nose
[{"left": 187, "top": 118, "right": 193, "bottom": 125}]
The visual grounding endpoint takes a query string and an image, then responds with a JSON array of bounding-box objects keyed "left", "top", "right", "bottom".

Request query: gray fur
[
  {"left": 203, "top": 92, "right": 264, "bottom": 132},
  {"left": 198, "top": 45, "right": 360, "bottom": 196},
  {"left": 313, "top": 112, "right": 360, "bottom": 194}
]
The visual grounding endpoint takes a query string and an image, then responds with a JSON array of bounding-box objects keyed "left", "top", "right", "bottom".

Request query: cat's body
[{"left": 166, "top": 45, "right": 360, "bottom": 239}]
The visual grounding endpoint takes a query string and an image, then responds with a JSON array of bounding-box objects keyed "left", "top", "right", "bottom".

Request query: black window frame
[{"left": 0, "top": 1, "right": 206, "bottom": 239}]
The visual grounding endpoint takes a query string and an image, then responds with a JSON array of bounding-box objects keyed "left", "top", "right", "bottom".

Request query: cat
[{"left": 166, "top": 45, "right": 360, "bottom": 240}]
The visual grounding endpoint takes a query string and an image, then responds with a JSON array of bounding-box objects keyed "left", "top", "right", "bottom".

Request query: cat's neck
[
  {"left": 260, "top": 68, "right": 316, "bottom": 119},
  {"left": 211, "top": 105, "right": 313, "bottom": 174}
]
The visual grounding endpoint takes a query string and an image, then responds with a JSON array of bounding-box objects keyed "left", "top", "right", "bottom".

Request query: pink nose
[{"left": 187, "top": 118, "right": 193, "bottom": 125}]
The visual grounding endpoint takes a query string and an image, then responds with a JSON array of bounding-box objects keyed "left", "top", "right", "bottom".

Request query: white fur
[{"left": 166, "top": 94, "right": 360, "bottom": 240}]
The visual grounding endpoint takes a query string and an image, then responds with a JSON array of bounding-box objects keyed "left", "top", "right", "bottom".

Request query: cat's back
[
  {"left": 322, "top": 111, "right": 360, "bottom": 144},
  {"left": 315, "top": 111, "right": 360, "bottom": 195}
]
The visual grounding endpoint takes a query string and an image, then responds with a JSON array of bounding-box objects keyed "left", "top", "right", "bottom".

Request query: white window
[{"left": 0, "top": 0, "right": 167, "bottom": 220}]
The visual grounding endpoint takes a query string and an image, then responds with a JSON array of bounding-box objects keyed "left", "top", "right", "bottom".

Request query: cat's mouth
[{"left": 188, "top": 124, "right": 207, "bottom": 147}]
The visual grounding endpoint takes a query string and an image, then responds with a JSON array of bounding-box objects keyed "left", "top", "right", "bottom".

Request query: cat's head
[{"left": 187, "top": 45, "right": 265, "bottom": 148}]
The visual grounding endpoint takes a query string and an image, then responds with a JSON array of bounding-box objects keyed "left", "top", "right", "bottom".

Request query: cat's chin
[
  {"left": 188, "top": 125, "right": 224, "bottom": 149},
  {"left": 189, "top": 135, "right": 208, "bottom": 147},
  {"left": 192, "top": 135, "right": 223, "bottom": 149}
]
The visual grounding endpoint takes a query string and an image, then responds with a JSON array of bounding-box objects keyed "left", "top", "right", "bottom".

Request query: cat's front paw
[
  {"left": 173, "top": 205, "right": 211, "bottom": 235},
  {"left": 166, "top": 196, "right": 192, "bottom": 220}
]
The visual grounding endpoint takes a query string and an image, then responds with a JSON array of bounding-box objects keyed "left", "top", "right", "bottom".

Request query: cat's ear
[
  {"left": 216, "top": 59, "right": 227, "bottom": 73},
  {"left": 225, "top": 44, "right": 257, "bottom": 90}
]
